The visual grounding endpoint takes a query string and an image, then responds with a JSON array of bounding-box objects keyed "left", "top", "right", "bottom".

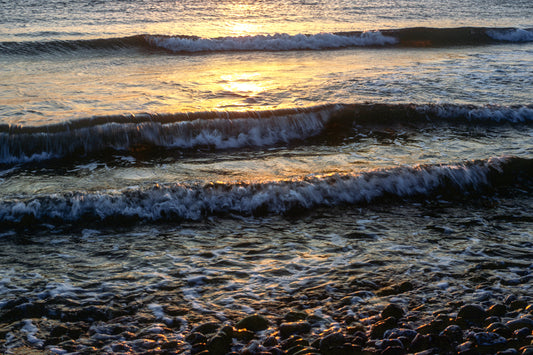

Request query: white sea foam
[
  {"left": 417, "top": 104, "right": 533, "bottom": 123},
  {"left": 148, "top": 32, "right": 398, "bottom": 53},
  {"left": 486, "top": 28, "right": 533, "bottom": 42},
  {"left": 1, "top": 104, "right": 531, "bottom": 165},
  {"left": 21, "top": 319, "right": 43, "bottom": 347},
  {"left": 0, "top": 156, "right": 517, "bottom": 224},
  {"left": 0, "top": 107, "right": 335, "bottom": 164}
]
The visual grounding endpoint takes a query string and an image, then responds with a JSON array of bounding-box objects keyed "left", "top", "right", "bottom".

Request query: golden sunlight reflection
[
  {"left": 224, "top": 3, "right": 263, "bottom": 36},
  {"left": 227, "top": 21, "right": 261, "bottom": 36},
  {"left": 220, "top": 73, "right": 264, "bottom": 96}
]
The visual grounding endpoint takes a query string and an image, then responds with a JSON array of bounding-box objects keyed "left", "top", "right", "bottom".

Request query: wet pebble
[
  {"left": 457, "top": 304, "right": 486, "bottom": 323},
  {"left": 370, "top": 317, "right": 398, "bottom": 339},
  {"left": 488, "top": 304, "right": 508, "bottom": 317},
  {"left": 507, "top": 318, "right": 533, "bottom": 331},
  {"left": 381, "top": 304, "right": 405, "bottom": 320},
  {"left": 236, "top": 314, "right": 269, "bottom": 332},
  {"left": 440, "top": 324, "right": 463, "bottom": 343},
  {"left": 279, "top": 321, "right": 312, "bottom": 338}
]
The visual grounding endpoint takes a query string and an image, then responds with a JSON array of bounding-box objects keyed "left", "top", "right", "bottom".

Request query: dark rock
[
  {"left": 457, "top": 304, "right": 486, "bottom": 323},
  {"left": 284, "top": 311, "right": 308, "bottom": 322},
  {"left": 267, "top": 347, "right": 285, "bottom": 355},
  {"left": 440, "top": 324, "right": 463, "bottom": 343},
  {"left": 236, "top": 314, "right": 269, "bottom": 332},
  {"left": 381, "top": 346, "right": 406, "bottom": 355},
  {"left": 385, "top": 328, "right": 418, "bottom": 342},
  {"left": 2, "top": 301, "right": 46, "bottom": 322},
  {"left": 352, "top": 335, "right": 368, "bottom": 347},
  {"left": 191, "top": 322, "right": 220, "bottom": 335},
  {"left": 376, "top": 287, "right": 397, "bottom": 297},
  {"left": 484, "top": 316, "right": 501, "bottom": 327},
  {"left": 507, "top": 318, "right": 533, "bottom": 331},
  {"left": 280, "top": 336, "right": 309, "bottom": 350},
  {"left": 207, "top": 332, "right": 232, "bottom": 355},
  {"left": 376, "top": 282, "right": 413, "bottom": 296},
  {"left": 409, "top": 334, "right": 432, "bottom": 353},
  {"left": 413, "top": 350, "right": 437, "bottom": 355},
  {"left": 76, "top": 306, "right": 109, "bottom": 322},
  {"left": 487, "top": 322, "right": 513, "bottom": 338},
  {"left": 512, "top": 300, "right": 529, "bottom": 310},
  {"left": 469, "top": 332, "right": 507, "bottom": 353},
  {"left": 416, "top": 323, "right": 434, "bottom": 335},
  {"left": 263, "top": 336, "right": 278, "bottom": 347},
  {"left": 292, "top": 346, "right": 321, "bottom": 355},
  {"left": 186, "top": 332, "right": 207, "bottom": 345},
  {"left": 456, "top": 340, "right": 474, "bottom": 353},
  {"left": 520, "top": 347, "right": 533, "bottom": 355},
  {"left": 220, "top": 325, "right": 234, "bottom": 337},
  {"left": 286, "top": 344, "right": 306, "bottom": 354},
  {"left": 190, "top": 345, "right": 208, "bottom": 355},
  {"left": 488, "top": 304, "right": 507, "bottom": 317},
  {"left": 234, "top": 328, "right": 254, "bottom": 341},
  {"left": 321, "top": 343, "right": 360, "bottom": 355},
  {"left": 346, "top": 322, "right": 365, "bottom": 334},
  {"left": 496, "top": 349, "right": 519, "bottom": 355},
  {"left": 514, "top": 327, "right": 531, "bottom": 339},
  {"left": 381, "top": 304, "right": 405, "bottom": 320},
  {"left": 165, "top": 305, "right": 188, "bottom": 316},
  {"left": 279, "top": 321, "right": 311, "bottom": 338},
  {"left": 370, "top": 317, "right": 398, "bottom": 339},
  {"left": 320, "top": 332, "right": 346, "bottom": 352},
  {"left": 50, "top": 324, "right": 69, "bottom": 338},
  {"left": 378, "top": 339, "right": 404, "bottom": 350},
  {"left": 307, "top": 315, "right": 324, "bottom": 324},
  {"left": 398, "top": 281, "right": 414, "bottom": 292}
]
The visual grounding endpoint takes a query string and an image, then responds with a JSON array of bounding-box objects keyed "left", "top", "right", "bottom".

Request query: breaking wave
[
  {"left": 1, "top": 103, "right": 532, "bottom": 165},
  {"left": 0, "top": 156, "right": 530, "bottom": 227},
  {"left": 1, "top": 27, "right": 532, "bottom": 55}
]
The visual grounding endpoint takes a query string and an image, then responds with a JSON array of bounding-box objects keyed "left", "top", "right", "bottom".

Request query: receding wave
[
  {"left": 1, "top": 103, "right": 532, "bottom": 165},
  {"left": 1, "top": 27, "right": 531, "bottom": 55},
  {"left": 0, "top": 156, "right": 530, "bottom": 227}
]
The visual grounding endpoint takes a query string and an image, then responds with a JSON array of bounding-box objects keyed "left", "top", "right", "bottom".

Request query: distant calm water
[{"left": 0, "top": 0, "right": 532, "bottom": 353}]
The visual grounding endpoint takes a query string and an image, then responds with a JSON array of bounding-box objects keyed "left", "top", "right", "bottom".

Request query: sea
[{"left": 0, "top": 0, "right": 532, "bottom": 353}]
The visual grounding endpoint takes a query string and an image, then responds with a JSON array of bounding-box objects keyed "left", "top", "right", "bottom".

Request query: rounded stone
[
  {"left": 487, "top": 322, "right": 513, "bottom": 338},
  {"left": 511, "top": 300, "right": 529, "bottom": 310},
  {"left": 370, "top": 317, "right": 398, "bottom": 339},
  {"left": 487, "top": 304, "right": 507, "bottom": 317},
  {"left": 441, "top": 325, "right": 463, "bottom": 343},
  {"left": 457, "top": 304, "right": 487, "bottom": 322},
  {"left": 284, "top": 311, "right": 308, "bottom": 322},
  {"left": 381, "top": 304, "right": 405, "bottom": 320},
  {"left": 279, "top": 321, "right": 311, "bottom": 338},
  {"left": 507, "top": 318, "right": 533, "bottom": 331},
  {"left": 319, "top": 332, "right": 346, "bottom": 351},
  {"left": 186, "top": 332, "right": 207, "bottom": 345},
  {"left": 236, "top": 314, "right": 269, "bottom": 332},
  {"left": 191, "top": 322, "right": 220, "bottom": 335},
  {"left": 207, "top": 333, "right": 232, "bottom": 355}
]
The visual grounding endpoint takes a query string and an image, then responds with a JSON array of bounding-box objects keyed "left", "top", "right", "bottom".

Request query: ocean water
[{"left": 0, "top": 0, "right": 532, "bottom": 353}]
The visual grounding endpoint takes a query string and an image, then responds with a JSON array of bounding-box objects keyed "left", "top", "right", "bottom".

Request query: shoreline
[{"left": 1, "top": 279, "right": 532, "bottom": 354}]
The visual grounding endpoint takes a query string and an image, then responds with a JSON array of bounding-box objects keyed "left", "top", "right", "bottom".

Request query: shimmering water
[{"left": 0, "top": 0, "right": 532, "bottom": 353}]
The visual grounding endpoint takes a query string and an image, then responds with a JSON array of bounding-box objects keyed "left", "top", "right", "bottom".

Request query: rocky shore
[{"left": 1, "top": 286, "right": 532, "bottom": 354}]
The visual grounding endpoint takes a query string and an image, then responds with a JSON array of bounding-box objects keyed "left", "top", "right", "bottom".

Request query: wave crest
[
  {"left": 1, "top": 157, "right": 529, "bottom": 227},
  {"left": 1, "top": 27, "right": 531, "bottom": 55},
  {"left": 1, "top": 104, "right": 532, "bottom": 165},
  {"left": 147, "top": 31, "right": 397, "bottom": 52}
]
